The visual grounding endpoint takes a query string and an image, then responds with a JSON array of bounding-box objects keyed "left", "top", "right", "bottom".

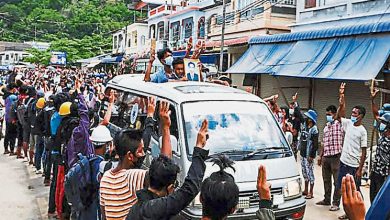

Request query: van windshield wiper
[
  {"left": 242, "top": 147, "right": 288, "bottom": 160},
  {"left": 208, "top": 149, "right": 252, "bottom": 158}
]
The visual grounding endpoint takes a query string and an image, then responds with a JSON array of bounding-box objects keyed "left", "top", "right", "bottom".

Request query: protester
[
  {"left": 300, "top": 109, "right": 319, "bottom": 200},
  {"left": 126, "top": 119, "right": 209, "bottom": 219},
  {"left": 316, "top": 105, "right": 344, "bottom": 211},
  {"left": 99, "top": 100, "right": 172, "bottom": 220},
  {"left": 336, "top": 83, "right": 367, "bottom": 219},
  {"left": 144, "top": 48, "right": 174, "bottom": 83},
  {"left": 4, "top": 86, "right": 18, "bottom": 155},
  {"left": 370, "top": 88, "right": 390, "bottom": 203},
  {"left": 31, "top": 97, "right": 46, "bottom": 174}
]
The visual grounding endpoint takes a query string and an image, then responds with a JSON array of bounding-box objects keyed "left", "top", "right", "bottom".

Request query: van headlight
[
  {"left": 191, "top": 193, "right": 202, "bottom": 208},
  {"left": 283, "top": 179, "right": 301, "bottom": 199}
]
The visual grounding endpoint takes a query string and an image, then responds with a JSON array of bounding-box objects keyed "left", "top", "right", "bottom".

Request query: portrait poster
[{"left": 184, "top": 58, "right": 200, "bottom": 82}]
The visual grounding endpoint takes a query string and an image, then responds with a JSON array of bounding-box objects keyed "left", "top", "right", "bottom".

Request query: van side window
[
  {"left": 154, "top": 101, "right": 179, "bottom": 139},
  {"left": 107, "top": 91, "right": 149, "bottom": 129}
]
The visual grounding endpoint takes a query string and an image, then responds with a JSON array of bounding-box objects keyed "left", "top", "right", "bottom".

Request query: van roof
[{"left": 108, "top": 74, "right": 263, "bottom": 104}]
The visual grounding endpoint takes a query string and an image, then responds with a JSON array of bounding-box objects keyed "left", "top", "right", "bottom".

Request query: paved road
[
  {"left": 0, "top": 149, "right": 371, "bottom": 220},
  {"left": 0, "top": 151, "right": 49, "bottom": 220}
]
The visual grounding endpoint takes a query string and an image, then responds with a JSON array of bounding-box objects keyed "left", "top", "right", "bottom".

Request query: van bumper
[{"left": 180, "top": 197, "right": 306, "bottom": 220}]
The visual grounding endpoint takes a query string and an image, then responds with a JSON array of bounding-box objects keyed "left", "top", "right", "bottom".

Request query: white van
[{"left": 103, "top": 74, "right": 306, "bottom": 219}]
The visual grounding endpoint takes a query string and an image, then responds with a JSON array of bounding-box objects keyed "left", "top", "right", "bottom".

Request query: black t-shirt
[{"left": 290, "top": 117, "right": 302, "bottom": 141}]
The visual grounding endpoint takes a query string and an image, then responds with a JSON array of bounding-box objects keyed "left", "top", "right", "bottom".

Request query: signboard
[{"left": 50, "top": 51, "right": 67, "bottom": 65}]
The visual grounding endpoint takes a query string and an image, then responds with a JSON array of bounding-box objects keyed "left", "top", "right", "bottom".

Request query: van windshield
[{"left": 182, "top": 101, "right": 289, "bottom": 157}]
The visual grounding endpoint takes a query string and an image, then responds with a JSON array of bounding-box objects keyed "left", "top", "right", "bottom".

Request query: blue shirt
[
  {"left": 151, "top": 68, "right": 169, "bottom": 83},
  {"left": 50, "top": 111, "right": 62, "bottom": 136}
]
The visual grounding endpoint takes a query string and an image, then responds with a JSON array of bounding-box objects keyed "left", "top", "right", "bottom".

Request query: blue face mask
[
  {"left": 351, "top": 116, "right": 358, "bottom": 123},
  {"left": 326, "top": 115, "right": 334, "bottom": 123},
  {"left": 379, "top": 123, "right": 387, "bottom": 132}
]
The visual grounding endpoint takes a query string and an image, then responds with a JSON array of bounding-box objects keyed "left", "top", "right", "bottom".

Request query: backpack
[
  {"left": 64, "top": 153, "right": 103, "bottom": 212},
  {"left": 16, "top": 98, "right": 33, "bottom": 126}
]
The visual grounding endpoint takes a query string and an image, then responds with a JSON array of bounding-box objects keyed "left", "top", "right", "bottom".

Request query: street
[{"left": 0, "top": 146, "right": 371, "bottom": 220}]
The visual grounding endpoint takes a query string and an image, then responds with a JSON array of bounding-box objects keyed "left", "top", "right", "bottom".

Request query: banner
[{"left": 50, "top": 51, "right": 67, "bottom": 65}]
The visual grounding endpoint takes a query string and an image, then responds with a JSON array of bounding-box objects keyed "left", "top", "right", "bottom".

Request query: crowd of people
[
  {"left": 265, "top": 83, "right": 390, "bottom": 220},
  {"left": 0, "top": 44, "right": 387, "bottom": 220}
]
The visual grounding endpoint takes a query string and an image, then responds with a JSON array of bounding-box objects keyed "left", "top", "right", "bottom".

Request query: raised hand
[
  {"left": 159, "top": 100, "right": 171, "bottom": 128},
  {"left": 149, "top": 49, "right": 156, "bottom": 64},
  {"left": 342, "top": 175, "right": 365, "bottom": 220},
  {"left": 339, "top": 82, "right": 346, "bottom": 95},
  {"left": 257, "top": 165, "right": 271, "bottom": 200},
  {"left": 196, "top": 119, "right": 208, "bottom": 148},
  {"left": 371, "top": 88, "right": 379, "bottom": 100},
  {"left": 147, "top": 96, "right": 156, "bottom": 117},
  {"left": 292, "top": 92, "right": 298, "bottom": 102},
  {"left": 109, "top": 90, "right": 116, "bottom": 104}
]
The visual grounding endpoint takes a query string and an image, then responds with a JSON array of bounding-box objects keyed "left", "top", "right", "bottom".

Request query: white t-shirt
[{"left": 340, "top": 118, "right": 367, "bottom": 167}]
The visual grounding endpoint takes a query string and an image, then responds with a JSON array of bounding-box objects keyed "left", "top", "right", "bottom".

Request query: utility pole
[{"left": 219, "top": 0, "right": 226, "bottom": 72}]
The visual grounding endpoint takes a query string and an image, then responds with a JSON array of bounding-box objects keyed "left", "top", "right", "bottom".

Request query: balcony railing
[{"left": 148, "top": 5, "right": 177, "bottom": 18}]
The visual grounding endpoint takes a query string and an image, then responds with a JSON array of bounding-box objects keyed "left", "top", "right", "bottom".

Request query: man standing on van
[
  {"left": 316, "top": 105, "right": 344, "bottom": 211},
  {"left": 335, "top": 83, "right": 367, "bottom": 219}
]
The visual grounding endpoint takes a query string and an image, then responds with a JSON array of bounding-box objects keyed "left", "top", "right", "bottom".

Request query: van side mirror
[{"left": 159, "top": 135, "right": 179, "bottom": 156}]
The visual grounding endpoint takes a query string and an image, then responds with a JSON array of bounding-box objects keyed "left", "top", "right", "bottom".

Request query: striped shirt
[{"left": 100, "top": 169, "right": 147, "bottom": 220}]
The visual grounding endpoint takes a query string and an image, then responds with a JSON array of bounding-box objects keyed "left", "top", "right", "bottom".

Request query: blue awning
[
  {"left": 227, "top": 33, "right": 390, "bottom": 80},
  {"left": 101, "top": 55, "right": 123, "bottom": 64},
  {"left": 249, "top": 21, "right": 390, "bottom": 44}
]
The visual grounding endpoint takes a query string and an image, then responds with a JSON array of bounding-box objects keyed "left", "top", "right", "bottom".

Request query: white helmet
[{"left": 90, "top": 125, "right": 113, "bottom": 145}]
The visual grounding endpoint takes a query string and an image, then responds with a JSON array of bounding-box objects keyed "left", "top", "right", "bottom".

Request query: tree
[{"left": 23, "top": 48, "right": 51, "bottom": 66}]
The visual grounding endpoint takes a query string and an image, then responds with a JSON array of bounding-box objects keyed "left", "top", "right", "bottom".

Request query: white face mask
[
  {"left": 164, "top": 56, "right": 174, "bottom": 66},
  {"left": 289, "top": 109, "right": 294, "bottom": 116}
]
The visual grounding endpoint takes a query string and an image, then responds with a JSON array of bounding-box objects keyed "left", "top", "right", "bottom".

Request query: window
[
  {"left": 133, "top": 31, "right": 138, "bottom": 46},
  {"left": 128, "top": 38, "right": 131, "bottom": 47},
  {"left": 171, "top": 21, "right": 181, "bottom": 42},
  {"left": 113, "top": 36, "right": 118, "bottom": 49},
  {"left": 157, "top": 22, "right": 165, "bottom": 40},
  {"left": 305, "top": 0, "right": 315, "bottom": 8},
  {"left": 183, "top": 18, "right": 193, "bottom": 39},
  {"left": 118, "top": 34, "right": 124, "bottom": 50},
  {"left": 5, "top": 54, "right": 9, "bottom": 61},
  {"left": 141, "top": 35, "right": 146, "bottom": 45},
  {"left": 182, "top": 101, "right": 289, "bottom": 157},
  {"left": 198, "top": 17, "right": 205, "bottom": 39},
  {"left": 149, "top": 24, "right": 156, "bottom": 39},
  {"left": 102, "top": 88, "right": 180, "bottom": 157}
]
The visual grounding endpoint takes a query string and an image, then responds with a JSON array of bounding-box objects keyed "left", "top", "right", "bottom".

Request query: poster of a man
[{"left": 184, "top": 58, "right": 200, "bottom": 81}]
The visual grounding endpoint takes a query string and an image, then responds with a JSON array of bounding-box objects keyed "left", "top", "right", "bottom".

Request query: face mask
[
  {"left": 379, "top": 123, "right": 387, "bottom": 132},
  {"left": 278, "top": 112, "right": 283, "bottom": 119},
  {"left": 326, "top": 115, "right": 334, "bottom": 123},
  {"left": 351, "top": 116, "right": 358, "bottom": 123},
  {"left": 289, "top": 109, "right": 294, "bottom": 116},
  {"left": 133, "top": 154, "right": 146, "bottom": 169},
  {"left": 165, "top": 56, "right": 174, "bottom": 66}
]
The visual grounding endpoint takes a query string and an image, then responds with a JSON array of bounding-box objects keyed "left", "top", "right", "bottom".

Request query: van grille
[{"left": 238, "top": 188, "right": 283, "bottom": 208}]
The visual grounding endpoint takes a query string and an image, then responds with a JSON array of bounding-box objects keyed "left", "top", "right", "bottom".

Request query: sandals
[
  {"left": 316, "top": 200, "right": 331, "bottom": 206},
  {"left": 305, "top": 194, "right": 314, "bottom": 199},
  {"left": 330, "top": 205, "right": 340, "bottom": 211},
  {"left": 338, "top": 214, "right": 349, "bottom": 219}
]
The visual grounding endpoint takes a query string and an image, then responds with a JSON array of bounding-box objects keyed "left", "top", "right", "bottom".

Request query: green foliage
[
  {"left": 23, "top": 48, "right": 51, "bottom": 66},
  {"left": 0, "top": 0, "right": 138, "bottom": 64}
]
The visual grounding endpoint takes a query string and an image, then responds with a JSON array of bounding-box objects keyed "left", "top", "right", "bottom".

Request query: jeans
[
  {"left": 48, "top": 153, "right": 61, "bottom": 213},
  {"left": 44, "top": 137, "right": 53, "bottom": 181},
  {"left": 4, "top": 122, "right": 17, "bottom": 152},
  {"left": 34, "top": 135, "right": 44, "bottom": 170},
  {"left": 370, "top": 172, "right": 386, "bottom": 203},
  {"left": 321, "top": 154, "right": 341, "bottom": 206},
  {"left": 336, "top": 161, "right": 361, "bottom": 192}
]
